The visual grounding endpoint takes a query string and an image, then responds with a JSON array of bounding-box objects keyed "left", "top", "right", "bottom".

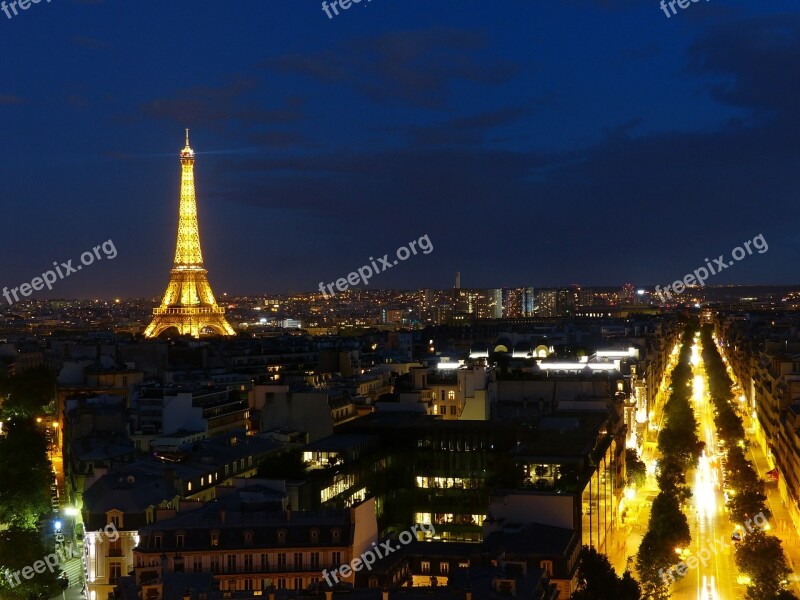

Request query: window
[
  {"left": 331, "top": 528, "right": 341, "bottom": 543},
  {"left": 110, "top": 515, "right": 122, "bottom": 528},
  {"left": 294, "top": 578, "right": 302, "bottom": 590},
  {"left": 227, "top": 555, "right": 237, "bottom": 572},
  {"left": 244, "top": 530, "right": 254, "bottom": 545},
  {"left": 210, "top": 531, "right": 219, "bottom": 547},
  {"left": 261, "top": 553, "right": 269, "bottom": 571},
  {"left": 277, "top": 553, "right": 287, "bottom": 568},
  {"left": 225, "top": 465, "right": 230, "bottom": 476},
  {"left": 448, "top": 391, "right": 455, "bottom": 400},
  {"left": 458, "top": 561, "right": 469, "bottom": 569},
  {"left": 277, "top": 578, "right": 287, "bottom": 590},
  {"left": 540, "top": 560, "right": 553, "bottom": 577},
  {"left": 244, "top": 579, "right": 253, "bottom": 591},
  {"left": 294, "top": 553, "right": 303, "bottom": 569},
  {"left": 310, "top": 552, "right": 320, "bottom": 569},
  {"left": 193, "top": 556, "right": 202, "bottom": 573},
  {"left": 109, "top": 562, "right": 121, "bottom": 584},
  {"left": 244, "top": 554, "right": 253, "bottom": 571},
  {"left": 331, "top": 552, "right": 341, "bottom": 566},
  {"left": 421, "top": 561, "right": 430, "bottom": 574},
  {"left": 176, "top": 534, "right": 184, "bottom": 548},
  {"left": 248, "top": 456, "right": 253, "bottom": 467},
  {"left": 432, "top": 392, "right": 437, "bottom": 400},
  {"left": 310, "top": 528, "right": 319, "bottom": 543},
  {"left": 187, "top": 482, "right": 192, "bottom": 492},
  {"left": 153, "top": 535, "right": 163, "bottom": 549},
  {"left": 210, "top": 557, "right": 220, "bottom": 573},
  {"left": 440, "top": 562, "right": 449, "bottom": 574},
  {"left": 449, "top": 405, "right": 456, "bottom": 415},
  {"left": 277, "top": 529, "right": 287, "bottom": 544}
]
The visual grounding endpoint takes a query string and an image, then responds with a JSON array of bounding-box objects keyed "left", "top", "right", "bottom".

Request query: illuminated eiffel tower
[{"left": 144, "top": 131, "right": 236, "bottom": 338}]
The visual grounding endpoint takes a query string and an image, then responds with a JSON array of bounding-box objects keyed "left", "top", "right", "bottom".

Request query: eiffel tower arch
[{"left": 144, "top": 131, "right": 236, "bottom": 339}]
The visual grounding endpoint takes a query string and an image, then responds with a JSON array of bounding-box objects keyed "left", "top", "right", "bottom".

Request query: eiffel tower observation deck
[{"left": 144, "top": 131, "right": 236, "bottom": 338}]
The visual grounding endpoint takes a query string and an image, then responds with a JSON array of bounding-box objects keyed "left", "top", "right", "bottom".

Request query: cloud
[
  {"left": 385, "top": 99, "right": 553, "bottom": 146},
  {"left": 69, "top": 35, "right": 106, "bottom": 50},
  {"left": 0, "top": 94, "right": 24, "bottom": 105},
  {"left": 140, "top": 77, "right": 304, "bottom": 132},
  {"left": 687, "top": 13, "right": 800, "bottom": 115},
  {"left": 266, "top": 29, "right": 522, "bottom": 109}
]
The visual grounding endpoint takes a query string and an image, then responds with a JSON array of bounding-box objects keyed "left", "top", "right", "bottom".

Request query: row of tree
[
  {"left": 700, "top": 326, "right": 796, "bottom": 600},
  {"left": 0, "top": 367, "right": 63, "bottom": 599},
  {"left": 636, "top": 324, "right": 699, "bottom": 599}
]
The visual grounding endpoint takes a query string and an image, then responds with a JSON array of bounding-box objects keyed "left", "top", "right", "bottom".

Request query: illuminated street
[
  {"left": 716, "top": 337, "right": 800, "bottom": 598},
  {"left": 669, "top": 335, "right": 744, "bottom": 599}
]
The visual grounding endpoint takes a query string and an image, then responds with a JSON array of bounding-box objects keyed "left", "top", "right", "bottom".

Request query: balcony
[{"left": 214, "top": 564, "right": 329, "bottom": 576}]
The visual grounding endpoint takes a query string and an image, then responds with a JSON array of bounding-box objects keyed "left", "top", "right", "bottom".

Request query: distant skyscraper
[
  {"left": 455, "top": 271, "right": 461, "bottom": 289},
  {"left": 144, "top": 131, "right": 235, "bottom": 338}
]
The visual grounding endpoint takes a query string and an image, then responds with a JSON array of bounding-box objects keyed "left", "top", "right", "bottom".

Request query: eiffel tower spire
[{"left": 144, "top": 132, "right": 236, "bottom": 338}]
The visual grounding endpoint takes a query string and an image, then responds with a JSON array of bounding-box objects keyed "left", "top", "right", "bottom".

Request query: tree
[
  {"left": 0, "top": 366, "right": 56, "bottom": 419},
  {"left": 635, "top": 531, "right": 673, "bottom": 600},
  {"left": 648, "top": 492, "right": 691, "bottom": 549},
  {"left": 735, "top": 528, "right": 792, "bottom": 600},
  {"left": 0, "top": 526, "right": 62, "bottom": 600},
  {"left": 571, "top": 546, "right": 641, "bottom": 600},
  {"left": 0, "top": 418, "right": 51, "bottom": 528},
  {"left": 625, "top": 449, "right": 646, "bottom": 488}
]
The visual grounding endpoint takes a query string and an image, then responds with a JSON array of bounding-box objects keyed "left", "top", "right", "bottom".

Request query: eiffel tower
[{"left": 144, "top": 131, "right": 236, "bottom": 338}]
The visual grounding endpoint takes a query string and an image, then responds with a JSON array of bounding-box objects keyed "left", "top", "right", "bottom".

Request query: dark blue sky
[{"left": 1, "top": 0, "right": 799, "bottom": 299}]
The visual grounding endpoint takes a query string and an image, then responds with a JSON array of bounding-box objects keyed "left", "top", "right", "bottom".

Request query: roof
[{"left": 484, "top": 522, "right": 577, "bottom": 557}]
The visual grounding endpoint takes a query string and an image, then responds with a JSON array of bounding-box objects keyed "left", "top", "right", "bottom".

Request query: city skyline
[{"left": 1, "top": 1, "right": 799, "bottom": 300}]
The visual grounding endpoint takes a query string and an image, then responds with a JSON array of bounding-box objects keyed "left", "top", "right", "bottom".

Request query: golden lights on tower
[{"left": 143, "top": 131, "right": 235, "bottom": 338}]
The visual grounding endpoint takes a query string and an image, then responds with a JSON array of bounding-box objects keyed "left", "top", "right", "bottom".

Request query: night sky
[{"left": 1, "top": 0, "right": 799, "bottom": 299}]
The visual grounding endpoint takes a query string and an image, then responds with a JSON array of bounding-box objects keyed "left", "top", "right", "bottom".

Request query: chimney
[
  {"left": 382, "top": 591, "right": 390, "bottom": 600},
  {"left": 465, "top": 591, "right": 472, "bottom": 600},
  {"left": 325, "top": 592, "right": 333, "bottom": 600}
]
